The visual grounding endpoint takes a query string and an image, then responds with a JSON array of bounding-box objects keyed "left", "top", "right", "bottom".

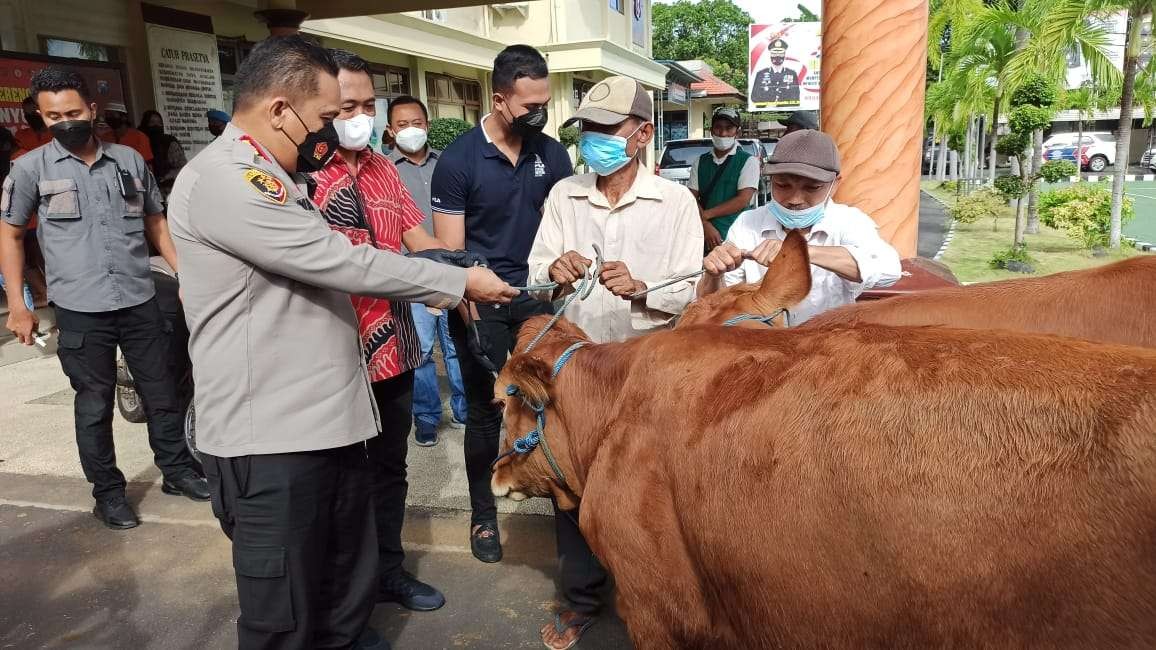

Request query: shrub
[
  {"left": 939, "top": 180, "right": 959, "bottom": 192},
  {"left": 427, "top": 118, "right": 473, "bottom": 151},
  {"left": 995, "top": 132, "right": 1029, "bottom": 158},
  {"left": 948, "top": 188, "right": 1005, "bottom": 225},
  {"left": 1008, "top": 105, "right": 1054, "bottom": 134},
  {"left": 1011, "top": 74, "right": 1058, "bottom": 108},
  {"left": 1038, "top": 183, "right": 1136, "bottom": 249},
  {"left": 1039, "top": 160, "right": 1079, "bottom": 183},
  {"left": 989, "top": 244, "right": 1034, "bottom": 270},
  {"left": 993, "top": 174, "right": 1027, "bottom": 200},
  {"left": 557, "top": 125, "right": 580, "bottom": 150}
]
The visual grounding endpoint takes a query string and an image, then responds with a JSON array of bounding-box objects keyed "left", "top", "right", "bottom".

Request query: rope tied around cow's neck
[
  {"left": 723, "top": 308, "right": 790, "bottom": 328},
  {"left": 491, "top": 341, "right": 588, "bottom": 487}
]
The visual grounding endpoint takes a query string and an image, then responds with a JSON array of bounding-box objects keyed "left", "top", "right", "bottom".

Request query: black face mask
[
  {"left": 49, "top": 119, "right": 94, "bottom": 150},
  {"left": 105, "top": 114, "right": 126, "bottom": 129},
  {"left": 146, "top": 125, "right": 165, "bottom": 138},
  {"left": 24, "top": 112, "right": 45, "bottom": 130},
  {"left": 771, "top": 57, "right": 785, "bottom": 66},
  {"left": 503, "top": 101, "right": 548, "bottom": 139},
  {"left": 282, "top": 105, "right": 339, "bottom": 172}
]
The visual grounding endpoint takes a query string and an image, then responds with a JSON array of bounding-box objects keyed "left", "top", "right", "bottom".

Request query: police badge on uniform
[{"left": 243, "top": 168, "right": 287, "bottom": 204}]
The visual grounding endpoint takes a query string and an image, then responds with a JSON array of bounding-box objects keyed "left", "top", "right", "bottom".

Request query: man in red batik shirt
[{"left": 312, "top": 49, "right": 449, "bottom": 615}]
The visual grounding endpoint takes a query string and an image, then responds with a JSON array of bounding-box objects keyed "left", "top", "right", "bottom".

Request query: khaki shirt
[
  {"left": 168, "top": 124, "right": 466, "bottom": 457},
  {"left": 527, "top": 166, "right": 703, "bottom": 343},
  {"left": 1, "top": 139, "right": 163, "bottom": 312}
]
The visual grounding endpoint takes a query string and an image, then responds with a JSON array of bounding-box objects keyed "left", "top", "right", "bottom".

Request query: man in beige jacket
[{"left": 167, "top": 36, "right": 515, "bottom": 650}]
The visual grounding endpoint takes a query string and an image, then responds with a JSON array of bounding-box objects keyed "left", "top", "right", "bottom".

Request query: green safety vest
[{"left": 697, "top": 148, "right": 752, "bottom": 239}]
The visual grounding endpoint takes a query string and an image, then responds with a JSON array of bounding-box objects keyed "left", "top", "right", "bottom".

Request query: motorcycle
[{"left": 115, "top": 257, "right": 199, "bottom": 464}]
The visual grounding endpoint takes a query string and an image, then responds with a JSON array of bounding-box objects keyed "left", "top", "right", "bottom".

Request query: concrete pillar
[{"left": 821, "top": 0, "right": 929, "bottom": 258}]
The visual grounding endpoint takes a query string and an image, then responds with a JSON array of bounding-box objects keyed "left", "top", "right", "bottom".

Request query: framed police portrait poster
[{"left": 748, "top": 22, "right": 822, "bottom": 112}]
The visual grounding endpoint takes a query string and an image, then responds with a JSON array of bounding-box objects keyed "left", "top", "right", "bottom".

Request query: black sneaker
[
  {"left": 471, "top": 521, "right": 502, "bottom": 563},
  {"left": 414, "top": 422, "right": 438, "bottom": 447},
  {"left": 93, "top": 495, "right": 140, "bottom": 530},
  {"left": 378, "top": 570, "right": 446, "bottom": 611}
]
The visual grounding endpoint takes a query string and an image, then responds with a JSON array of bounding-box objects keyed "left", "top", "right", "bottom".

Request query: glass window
[
  {"left": 573, "top": 79, "right": 595, "bottom": 108},
  {"left": 41, "top": 37, "right": 116, "bottom": 62},
  {"left": 609, "top": 0, "right": 624, "bottom": 14},
  {"left": 426, "top": 72, "right": 481, "bottom": 124}
]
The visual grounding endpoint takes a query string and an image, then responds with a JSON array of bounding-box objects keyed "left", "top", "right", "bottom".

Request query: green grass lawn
[{"left": 922, "top": 181, "right": 1141, "bottom": 283}]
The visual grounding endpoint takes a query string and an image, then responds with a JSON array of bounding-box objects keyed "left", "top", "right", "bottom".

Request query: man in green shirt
[{"left": 689, "top": 106, "right": 760, "bottom": 249}]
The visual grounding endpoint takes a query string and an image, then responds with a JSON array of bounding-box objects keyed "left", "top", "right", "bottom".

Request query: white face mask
[
  {"left": 394, "top": 126, "right": 428, "bottom": 154},
  {"left": 712, "top": 135, "right": 736, "bottom": 151},
  {"left": 333, "top": 113, "right": 374, "bottom": 151}
]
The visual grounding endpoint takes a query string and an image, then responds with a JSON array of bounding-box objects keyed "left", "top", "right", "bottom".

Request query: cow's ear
[
  {"left": 755, "top": 229, "right": 812, "bottom": 310},
  {"left": 501, "top": 353, "right": 553, "bottom": 406}
]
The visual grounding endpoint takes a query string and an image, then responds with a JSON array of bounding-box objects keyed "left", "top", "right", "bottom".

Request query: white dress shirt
[
  {"left": 722, "top": 202, "right": 902, "bottom": 324},
  {"left": 528, "top": 166, "right": 704, "bottom": 343}
]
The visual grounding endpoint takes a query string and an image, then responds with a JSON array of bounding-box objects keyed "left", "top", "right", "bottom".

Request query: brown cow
[
  {"left": 492, "top": 318, "right": 1156, "bottom": 648},
  {"left": 681, "top": 230, "right": 1156, "bottom": 347}
]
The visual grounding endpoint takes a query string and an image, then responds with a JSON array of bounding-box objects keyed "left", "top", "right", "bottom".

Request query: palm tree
[
  {"left": 1105, "top": 3, "right": 1155, "bottom": 248},
  {"left": 948, "top": 14, "right": 1019, "bottom": 182},
  {"left": 989, "top": 0, "right": 1122, "bottom": 233}
]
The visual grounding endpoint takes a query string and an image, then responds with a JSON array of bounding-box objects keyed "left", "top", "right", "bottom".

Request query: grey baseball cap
[
  {"left": 712, "top": 106, "right": 741, "bottom": 127},
  {"left": 563, "top": 76, "right": 653, "bottom": 128},
  {"left": 766, "top": 129, "right": 841, "bottom": 182}
]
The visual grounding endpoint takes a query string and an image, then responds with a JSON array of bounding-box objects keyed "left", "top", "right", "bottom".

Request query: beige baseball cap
[
  {"left": 766, "top": 129, "right": 842, "bottom": 182},
  {"left": 105, "top": 102, "right": 128, "bottom": 114},
  {"left": 562, "top": 76, "right": 653, "bottom": 128}
]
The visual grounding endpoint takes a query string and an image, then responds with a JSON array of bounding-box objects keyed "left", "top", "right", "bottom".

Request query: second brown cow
[{"left": 493, "top": 314, "right": 1156, "bottom": 648}]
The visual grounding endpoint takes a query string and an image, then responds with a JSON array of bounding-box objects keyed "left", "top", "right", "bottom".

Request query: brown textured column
[{"left": 821, "top": 0, "right": 929, "bottom": 258}]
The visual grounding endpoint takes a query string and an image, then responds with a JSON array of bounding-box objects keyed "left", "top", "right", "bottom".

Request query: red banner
[{"left": 0, "top": 51, "right": 128, "bottom": 133}]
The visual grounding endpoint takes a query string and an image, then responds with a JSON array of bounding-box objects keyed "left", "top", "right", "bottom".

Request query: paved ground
[
  {"left": 918, "top": 191, "right": 950, "bottom": 258},
  {"left": 0, "top": 351, "right": 631, "bottom": 649}
]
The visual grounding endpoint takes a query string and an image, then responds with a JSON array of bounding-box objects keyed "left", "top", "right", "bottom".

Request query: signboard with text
[
  {"left": 145, "top": 23, "right": 225, "bottom": 159},
  {"left": 0, "top": 52, "right": 127, "bottom": 134},
  {"left": 748, "top": 23, "right": 822, "bottom": 112}
]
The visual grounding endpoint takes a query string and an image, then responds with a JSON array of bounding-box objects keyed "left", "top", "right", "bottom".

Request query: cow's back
[
  {"left": 585, "top": 325, "right": 1156, "bottom": 648},
  {"left": 806, "top": 256, "right": 1156, "bottom": 348}
]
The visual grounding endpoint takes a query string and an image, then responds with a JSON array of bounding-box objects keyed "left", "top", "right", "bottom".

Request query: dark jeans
[
  {"left": 202, "top": 444, "right": 377, "bottom": 650},
  {"left": 555, "top": 501, "right": 610, "bottom": 617},
  {"left": 369, "top": 371, "right": 415, "bottom": 581},
  {"left": 54, "top": 298, "right": 198, "bottom": 499},
  {"left": 448, "top": 294, "right": 553, "bottom": 525}
]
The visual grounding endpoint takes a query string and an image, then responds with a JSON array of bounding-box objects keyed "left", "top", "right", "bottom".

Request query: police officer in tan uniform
[
  {"left": 752, "top": 39, "right": 801, "bottom": 106},
  {"left": 167, "top": 37, "right": 516, "bottom": 650}
]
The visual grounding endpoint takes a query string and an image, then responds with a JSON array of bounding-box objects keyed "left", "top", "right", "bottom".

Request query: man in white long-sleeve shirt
[
  {"left": 524, "top": 75, "right": 702, "bottom": 649},
  {"left": 698, "top": 128, "right": 902, "bottom": 323}
]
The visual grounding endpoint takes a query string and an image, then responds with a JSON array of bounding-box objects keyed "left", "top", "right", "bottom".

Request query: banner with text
[
  {"left": 146, "top": 23, "right": 224, "bottom": 158},
  {"left": 748, "top": 23, "right": 822, "bottom": 112},
  {"left": 0, "top": 53, "right": 127, "bottom": 134}
]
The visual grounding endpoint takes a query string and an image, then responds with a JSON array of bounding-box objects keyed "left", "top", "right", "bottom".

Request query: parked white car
[
  {"left": 1141, "top": 147, "right": 1155, "bottom": 172},
  {"left": 1042, "top": 132, "right": 1116, "bottom": 172}
]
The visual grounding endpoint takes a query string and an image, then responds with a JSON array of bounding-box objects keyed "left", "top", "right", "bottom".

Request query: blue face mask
[
  {"left": 768, "top": 185, "right": 834, "bottom": 230},
  {"left": 579, "top": 124, "right": 643, "bottom": 176}
]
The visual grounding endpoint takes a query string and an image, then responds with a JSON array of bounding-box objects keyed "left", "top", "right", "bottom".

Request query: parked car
[
  {"left": 1141, "top": 147, "right": 1155, "bottom": 171},
  {"left": 658, "top": 137, "right": 769, "bottom": 204},
  {"left": 1042, "top": 132, "right": 1116, "bottom": 172}
]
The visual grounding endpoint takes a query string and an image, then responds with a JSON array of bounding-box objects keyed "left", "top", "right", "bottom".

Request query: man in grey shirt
[
  {"left": 387, "top": 95, "right": 469, "bottom": 448},
  {"left": 167, "top": 37, "right": 515, "bottom": 650},
  {"left": 1, "top": 68, "right": 209, "bottom": 531}
]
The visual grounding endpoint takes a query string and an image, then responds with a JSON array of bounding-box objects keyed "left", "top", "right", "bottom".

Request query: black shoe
[
  {"left": 161, "top": 475, "right": 211, "bottom": 501},
  {"left": 354, "top": 627, "right": 391, "bottom": 650},
  {"left": 93, "top": 495, "right": 140, "bottom": 530},
  {"left": 378, "top": 570, "right": 446, "bottom": 611},
  {"left": 471, "top": 521, "right": 502, "bottom": 563}
]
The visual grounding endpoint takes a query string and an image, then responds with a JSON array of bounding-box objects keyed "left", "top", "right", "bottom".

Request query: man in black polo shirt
[{"left": 431, "top": 44, "right": 572, "bottom": 563}]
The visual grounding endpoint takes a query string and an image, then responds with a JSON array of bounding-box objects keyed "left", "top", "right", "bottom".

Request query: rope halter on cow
[
  {"left": 490, "top": 341, "right": 588, "bottom": 488},
  {"left": 723, "top": 307, "right": 790, "bottom": 328}
]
